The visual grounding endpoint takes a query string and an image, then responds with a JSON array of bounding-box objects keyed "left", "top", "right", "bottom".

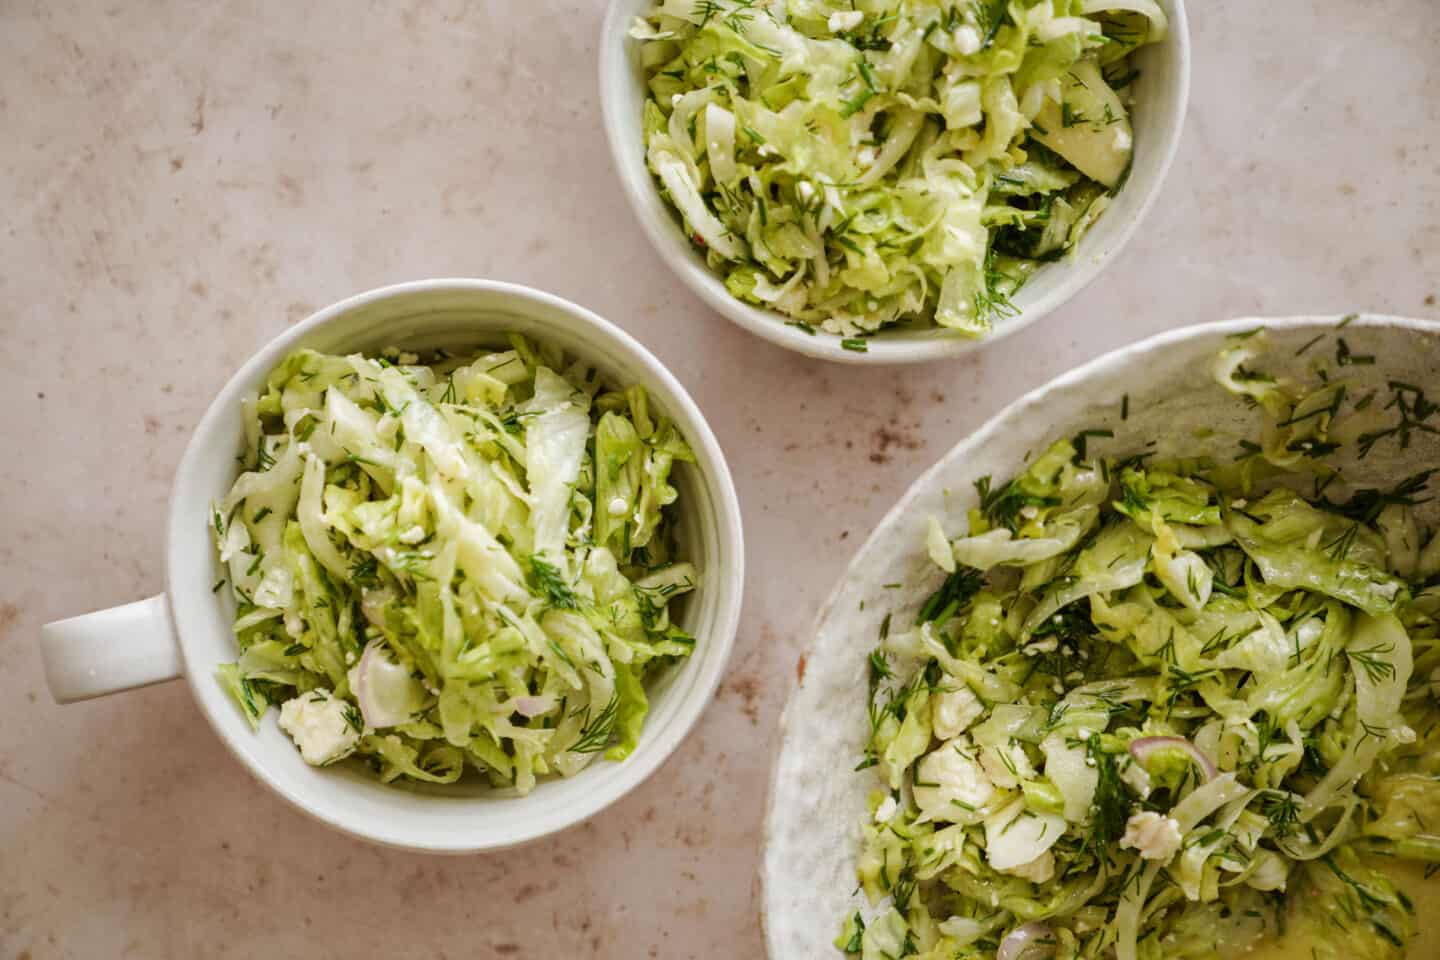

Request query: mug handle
[{"left": 40, "top": 595, "right": 182, "bottom": 703}]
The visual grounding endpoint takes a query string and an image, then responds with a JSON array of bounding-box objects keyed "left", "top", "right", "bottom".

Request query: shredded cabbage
[
  {"left": 631, "top": 0, "right": 1162, "bottom": 340},
  {"left": 841, "top": 332, "right": 1439, "bottom": 958},
  {"left": 211, "top": 338, "right": 699, "bottom": 791}
]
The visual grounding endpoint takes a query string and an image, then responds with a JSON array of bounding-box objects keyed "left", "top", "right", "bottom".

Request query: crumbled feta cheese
[
  {"left": 932, "top": 685, "right": 985, "bottom": 739},
  {"left": 952, "top": 24, "right": 982, "bottom": 55},
  {"left": 1023, "top": 638, "right": 1059, "bottom": 656},
  {"left": 1019, "top": 505, "right": 1040, "bottom": 520},
  {"left": 1230, "top": 498, "right": 1248, "bottom": 509},
  {"left": 278, "top": 690, "right": 360, "bottom": 766},
  {"left": 797, "top": 180, "right": 816, "bottom": 204},
  {"left": 828, "top": 9, "right": 864, "bottom": 32},
  {"left": 1004, "top": 850, "right": 1056, "bottom": 884},
  {"left": 758, "top": 144, "right": 779, "bottom": 158},
  {"left": 857, "top": 145, "right": 877, "bottom": 167},
  {"left": 1397, "top": 725, "right": 1417, "bottom": 744},
  {"left": 283, "top": 609, "right": 306, "bottom": 640},
  {"left": 608, "top": 497, "right": 629, "bottom": 518},
  {"left": 398, "top": 524, "right": 426, "bottom": 544},
  {"left": 913, "top": 738, "right": 995, "bottom": 822},
  {"left": 1120, "top": 811, "right": 1183, "bottom": 861},
  {"left": 875, "top": 795, "right": 898, "bottom": 823}
]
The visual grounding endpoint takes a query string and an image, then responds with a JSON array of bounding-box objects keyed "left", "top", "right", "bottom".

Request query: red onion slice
[
  {"left": 348, "top": 642, "right": 428, "bottom": 728},
  {"left": 1128, "top": 736, "right": 1218, "bottom": 782},
  {"left": 997, "top": 922, "right": 1057, "bottom": 960}
]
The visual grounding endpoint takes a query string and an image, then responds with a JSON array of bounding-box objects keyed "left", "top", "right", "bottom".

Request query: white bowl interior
[
  {"left": 600, "top": 0, "right": 1191, "bottom": 363},
  {"left": 166, "top": 280, "right": 744, "bottom": 852},
  {"left": 762, "top": 315, "right": 1440, "bottom": 954}
]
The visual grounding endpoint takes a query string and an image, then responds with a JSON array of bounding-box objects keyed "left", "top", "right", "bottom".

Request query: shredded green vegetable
[
  {"left": 631, "top": 0, "right": 1165, "bottom": 339},
  {"left": 841, "top": 334, "right": 1440, "bottom": 959},
  {"left": 211, "top": 337, "right": 698, "bottom": 792}
]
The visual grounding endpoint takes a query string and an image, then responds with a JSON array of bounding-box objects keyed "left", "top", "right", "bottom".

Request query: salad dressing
[{"left": 1246, "top": 862, "right": 1440, "bottom": 958}]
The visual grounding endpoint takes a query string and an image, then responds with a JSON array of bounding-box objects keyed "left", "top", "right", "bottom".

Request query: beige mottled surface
[{"left": 1, "top": 1, "right": 1437, "bottom": 957}]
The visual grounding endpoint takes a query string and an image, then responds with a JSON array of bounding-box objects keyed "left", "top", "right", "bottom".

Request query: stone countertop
[{"left": 2, "top": 1, "right": 1437, "bottom": 956}]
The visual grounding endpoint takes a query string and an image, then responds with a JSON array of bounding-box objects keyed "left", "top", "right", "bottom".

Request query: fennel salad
[
  {"left": 841, "top": 335, "right": 1440, "bottom": 959},
  {"left": 631, "top": 0, "right": 1166, "bottom": 344},
  {"left": 210, "top": 337, "right": 698, "bottom": 792}
]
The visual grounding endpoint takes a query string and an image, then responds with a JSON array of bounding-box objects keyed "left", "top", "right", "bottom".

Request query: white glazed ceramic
[
  {"left": 761, "top": 315, "right": 1440, "bottom": 955},
  {"left": 39, "top": 279, "right": 746, "bottom": 853},
  {"left": 600, "top": 1, "right": 1191, "bottom": 364}
]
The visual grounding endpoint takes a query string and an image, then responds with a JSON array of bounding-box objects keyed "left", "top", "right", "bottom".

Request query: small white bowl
[
  {"left": 600, "top": 1, "right": 1191, "bottom": 364},
  {"left": 40, "top": 279, "right": 745, "bottom": 853}
]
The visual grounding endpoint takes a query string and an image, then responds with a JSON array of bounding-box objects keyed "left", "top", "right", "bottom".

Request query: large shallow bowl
[
  {"left": 762, "top": 315, "right": 1440, "bottom": 952},
  {"left": 600, "top": 1, "right": 1191, "bottom": 364},
  {"left": 40, "top": 279, "right": 745, "bottom": 853}
]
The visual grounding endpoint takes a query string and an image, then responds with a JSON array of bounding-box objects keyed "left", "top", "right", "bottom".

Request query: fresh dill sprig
[
  {"left": 916, "top": 566, "right": 984, "bottom": 626},
  {"left": 973, "top": 246, "right": 1021, "bottom": 323},
  {"left": 973, "top": 474, "right": 1061, "bottom": 533},
  {"left": 349, "top": 553, "right": 381, "bottom": 588},
  {"left": 968, "top": 0, "right": 1008, "bottom": 47},
  {"left": 1084, "top": 737, "right": 1130, "bottom": 862},
  {"left": 529, "top": 555, "right": 581, "bottom": 609},
  {"left": 1347, "top": 642, "right": 1397, "bottom": 684},
  {"left": 570, "top": 690, "right": 621, "bottom": 753},
  {"left": 1326, "top": 470, "right": 1434, "bottom": 523},
  {"left": 1358, "top": 381, "right": 1439, "bottom": 458}
]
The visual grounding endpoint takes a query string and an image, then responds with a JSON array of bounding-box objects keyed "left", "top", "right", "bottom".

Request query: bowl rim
[
  {"left": 760, "top": 312, "right": 1440, "bottom": 951},
  {"left": 164, "top": 277, "right": 746, "bottom": 852},
  {"left": 599, "top": 0, "right": 1192, "bottom": 365}
]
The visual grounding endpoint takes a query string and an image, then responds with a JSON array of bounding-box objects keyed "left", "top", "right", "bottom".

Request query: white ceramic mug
[{"left": 40, "top": 279, "right": 745, "bottom": 852}]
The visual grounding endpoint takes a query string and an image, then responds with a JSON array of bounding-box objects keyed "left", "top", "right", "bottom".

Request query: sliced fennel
[
  {"left": 841, "top": 336, "right": 1440, "bottom": 959},
  {"left": 211, "top": 338, "right": 699, "bottom": 793},
  {"left": 632, "top": 0, "right": 1164, "bottom": 339}
]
